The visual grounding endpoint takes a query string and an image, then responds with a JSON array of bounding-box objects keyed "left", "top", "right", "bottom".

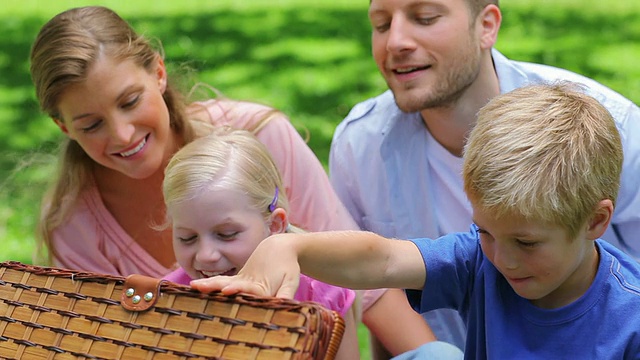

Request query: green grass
[{"left": 0, "top": 1, "right": 639, "bottom": 357}]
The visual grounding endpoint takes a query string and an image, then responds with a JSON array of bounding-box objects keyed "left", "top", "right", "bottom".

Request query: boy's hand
[{"left": 190, "top": 234, "right": 301, "bottom": 299}]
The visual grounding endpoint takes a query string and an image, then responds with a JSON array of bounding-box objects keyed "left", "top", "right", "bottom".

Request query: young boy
[{"left": 191, "top": 83, "right": 640, "bottom": 359}]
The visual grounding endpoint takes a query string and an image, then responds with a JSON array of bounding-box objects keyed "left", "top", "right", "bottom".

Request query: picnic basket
[{"left": 0, "top": 261, "right": 345, "bottom": 359}]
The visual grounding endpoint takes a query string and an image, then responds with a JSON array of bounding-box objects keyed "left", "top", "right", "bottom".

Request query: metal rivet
[
  {"left": 144, "top": 292, "right": 154, "bottom": 302},
  {"left": 125, "top": 288, "right": 135, "bottom": 297},
  {"left": 132, "top": 295, "right": 141, "bottom": 304}
]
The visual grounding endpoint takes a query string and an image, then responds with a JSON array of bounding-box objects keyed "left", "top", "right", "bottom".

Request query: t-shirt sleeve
[
  {"left": 602, "top": 101, "right": 640, "bottom": 259},
  {"left": 406, "top": 229, "right": 480, "bottom": 314},
  {"left": 294, "top": 274, "right": 356, "bottom": 317}
]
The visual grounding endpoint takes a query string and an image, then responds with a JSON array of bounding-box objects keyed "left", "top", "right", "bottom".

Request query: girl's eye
[
  {"left": 178, "top": 235, "right": 197, "bottom": 243},
  {"left": 218, "top": 232, "right": 238, "bottom": 241}
]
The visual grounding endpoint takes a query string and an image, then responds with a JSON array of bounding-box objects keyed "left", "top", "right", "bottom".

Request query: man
[{"left": 330, "top": 0, "right": 640, "bottom": 353}]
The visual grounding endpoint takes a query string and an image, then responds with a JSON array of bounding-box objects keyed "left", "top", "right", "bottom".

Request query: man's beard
[{"left": 391, "top": 45, "right": 482, "bottom": 113}]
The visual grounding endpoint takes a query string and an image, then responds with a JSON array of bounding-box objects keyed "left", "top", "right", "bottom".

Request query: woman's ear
[
  {"left": 268, "top": 208, "right": 289, "bottom": 235},
  {"left": 155, "top": 56, "right": 167, "bottom": 93},
  {"left": 53, "top": 118, "right": 72, "bottom": 138},
  {"left": 586, "top": 199, "right": 614, "bottom": 240}
]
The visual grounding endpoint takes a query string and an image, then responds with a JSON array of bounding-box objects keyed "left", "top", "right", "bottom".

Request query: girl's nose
[{"left": 195, "top": 240, "right": 223, "bottom": 263}]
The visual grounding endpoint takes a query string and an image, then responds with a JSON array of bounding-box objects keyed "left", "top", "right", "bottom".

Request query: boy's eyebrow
[{"left": 471, "top": 220, "right": 539, "bottom": 238}]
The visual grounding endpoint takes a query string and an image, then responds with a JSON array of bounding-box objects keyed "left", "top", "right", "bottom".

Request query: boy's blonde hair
[
  {"left": 463, "top": 82, "right": 623, "bottom": 237},
  {"left": 163, "top": 129, "right": 298, "bottom": 230}
]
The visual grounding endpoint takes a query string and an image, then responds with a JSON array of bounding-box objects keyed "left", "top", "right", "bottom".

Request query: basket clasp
[{"left": 121, "top": 274, "right": 165, "bottom": 312}]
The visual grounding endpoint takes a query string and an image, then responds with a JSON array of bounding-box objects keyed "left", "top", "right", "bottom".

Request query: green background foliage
[{"left": 0, "top": 1, "right": 639, "bottom": 355}]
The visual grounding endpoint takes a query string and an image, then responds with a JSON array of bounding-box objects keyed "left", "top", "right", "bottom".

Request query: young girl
[{"left": 162, "top": 129, "right": 360, "bottom": 359}]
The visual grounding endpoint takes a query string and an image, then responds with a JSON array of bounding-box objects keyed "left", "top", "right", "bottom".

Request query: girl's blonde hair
[
  {"left": 163, "top": 129, "right": 301, "bottom": 232},
  {"left": 463, "top": 82, "right": 623, "bottom": 237}
]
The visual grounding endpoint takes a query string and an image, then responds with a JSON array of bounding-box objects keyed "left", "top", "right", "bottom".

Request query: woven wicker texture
[{"left": 0, "top": 261, "right": 345, "bottom": 359}]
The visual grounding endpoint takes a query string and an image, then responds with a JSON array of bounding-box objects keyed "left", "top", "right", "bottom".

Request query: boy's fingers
[
  {"left": 190, "top": 276, "right": 233, "bottom": 293},
  {"left": 190, "top": 276, "right": 278, "bottom": 297},
  {"left": 190, "top": 273, "right": 300, "bottom": 300},
  {"left": 274, "top": 284, "right": 297, "bottom": 299}
]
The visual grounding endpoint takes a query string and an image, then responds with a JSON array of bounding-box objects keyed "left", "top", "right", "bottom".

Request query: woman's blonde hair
[
  {"left": 30, "top": 6, "right": 210, "bottom": 263},
  {"left": 463, "top": 82, "right": 623, "bottom": 237},
  {"left": 163, "top": 128, "right": 301, "bottom": 233}
]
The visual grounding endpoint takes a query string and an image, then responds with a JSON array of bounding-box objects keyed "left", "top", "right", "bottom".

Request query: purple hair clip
[{"left": 268, "top": 186, "right": 279, "bottom": 212}]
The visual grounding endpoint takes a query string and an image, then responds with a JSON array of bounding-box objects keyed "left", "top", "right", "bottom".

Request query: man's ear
[
  {"left": 586, "top": 199, "right": 614, "bottom": 240},
  {"left": 268, "top": 208, "right": 289, "bottom": 235},
  {"left": 477, "top": 4, "right": 502, "bottom": 50},
  {"left": 53, "top": 118, "right": 72, "bottom": 138}
]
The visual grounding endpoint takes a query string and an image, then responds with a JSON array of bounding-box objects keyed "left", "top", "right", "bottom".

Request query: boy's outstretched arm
[{"left": 190, "top": 230, "right": 426, "bottom": 297}]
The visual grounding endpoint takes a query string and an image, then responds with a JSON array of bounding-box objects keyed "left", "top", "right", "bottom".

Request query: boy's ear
[
  {"left": 586, "top": 199, "right": 614, "bottom": 240},
  {"left": 268, "top": 208, "right": 288, "bottom": 235},
  {"left": 53, "top": 118, "right": 72, "bottom": 137}
]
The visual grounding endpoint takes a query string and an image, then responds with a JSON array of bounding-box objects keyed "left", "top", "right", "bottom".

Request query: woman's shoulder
[{"left": 189, "top": 98, "right": 288, "bottom": 130}]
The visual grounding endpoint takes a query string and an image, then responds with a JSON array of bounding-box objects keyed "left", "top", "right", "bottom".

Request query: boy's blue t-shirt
[{"left": 407, "top": 227, "right": 640, "bottom": 359}]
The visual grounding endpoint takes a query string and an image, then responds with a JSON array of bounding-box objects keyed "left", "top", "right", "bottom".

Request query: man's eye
[
  {"left": 373, "top": 23, "right": 390, "bottom": 32},
  {"left": 416, "top": 15, "right": 439, "bottom": 25}
]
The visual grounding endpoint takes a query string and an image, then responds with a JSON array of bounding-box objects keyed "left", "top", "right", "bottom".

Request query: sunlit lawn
[{"left": 1, "top": 1, "right": 639, "bottom": 358}]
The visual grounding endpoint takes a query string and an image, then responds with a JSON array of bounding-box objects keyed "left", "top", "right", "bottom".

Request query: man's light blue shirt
[{"left": 329, "top": 49, "right": 640, "bottom": 350}]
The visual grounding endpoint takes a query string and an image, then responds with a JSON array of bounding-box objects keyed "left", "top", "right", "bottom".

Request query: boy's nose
[{"left": 493, "top": 245, "right": 518, "bottom": 271}]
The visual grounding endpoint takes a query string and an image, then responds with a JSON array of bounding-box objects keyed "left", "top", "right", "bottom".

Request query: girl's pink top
[
  {"left": 49, "top": 99, "right": 358, "bottom": 278},
  {"left": 164, "top": 268, "right": 356, "bottom": 317}
]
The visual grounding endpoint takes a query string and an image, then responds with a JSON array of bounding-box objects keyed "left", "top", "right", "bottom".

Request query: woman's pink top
[
  {"left": 49, "top": 99, "right": 358, "bottom": 278},
  {"left": 164, "top": 268, "right": 355, "bottom": 317}
]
